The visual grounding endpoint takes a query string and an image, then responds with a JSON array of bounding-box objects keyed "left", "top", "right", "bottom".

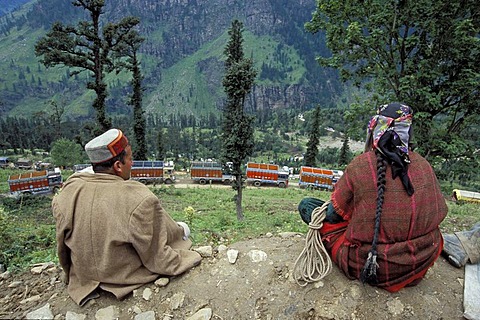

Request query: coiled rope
[{"left": 293, "top": 200, "right": 332, "bottom": 286}]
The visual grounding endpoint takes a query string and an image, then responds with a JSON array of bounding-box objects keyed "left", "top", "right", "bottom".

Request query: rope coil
[{"left": 293, "top": 200, "right": 332, "bottom": 286}]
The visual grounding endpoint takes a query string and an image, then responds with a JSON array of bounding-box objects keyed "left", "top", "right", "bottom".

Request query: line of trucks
[
  {"left": 8, "top": 162, "right": 478, "bottom": 204},
  {"left": 7, "top": 161, "right": 343, "bottom": 195}
]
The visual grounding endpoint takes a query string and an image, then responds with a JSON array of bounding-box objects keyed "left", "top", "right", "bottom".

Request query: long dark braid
[{"left": 360, "top": 149, "right": 387, "bottom": 284}]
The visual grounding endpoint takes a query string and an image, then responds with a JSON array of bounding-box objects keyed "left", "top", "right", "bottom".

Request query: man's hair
[{"left": 92, "top": 149, "right": 127, "bottom": 172}]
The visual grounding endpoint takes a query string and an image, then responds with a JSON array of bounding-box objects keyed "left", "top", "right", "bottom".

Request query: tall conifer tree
[
  {"left": 304, "top": 106, "right": 321, "bottom": 167},
  {"left": 221, "top": 20, "right": 257, "bottom": 221},
  {"left": 338, "top": 135, "right": 351, "bottom": 166},
  {"left": 108, "top": 21, "right": 147, "bottom": 159}
]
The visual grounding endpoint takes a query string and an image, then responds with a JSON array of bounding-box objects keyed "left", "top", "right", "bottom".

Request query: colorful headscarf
[{"left": 366, "top": 103, "right": 414, "bottom": 196}]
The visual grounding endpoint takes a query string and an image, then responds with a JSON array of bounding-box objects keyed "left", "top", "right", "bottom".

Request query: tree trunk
[{"left": 235, "top": 173, "right": 244, "bottom": 221}]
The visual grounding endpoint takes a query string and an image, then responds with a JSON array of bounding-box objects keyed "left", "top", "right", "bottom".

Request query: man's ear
[{"left": 112, "top": 160, "right": 123, "bottom": 174}]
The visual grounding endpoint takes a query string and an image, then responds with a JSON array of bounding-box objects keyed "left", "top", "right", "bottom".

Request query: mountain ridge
[{"left": 0, "top": 0, "right": 342, "bottom": 121}]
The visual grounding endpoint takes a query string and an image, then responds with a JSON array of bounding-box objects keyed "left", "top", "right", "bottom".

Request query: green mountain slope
[{"left": 0, "top": 0, "right": 341, "bottom": 121}]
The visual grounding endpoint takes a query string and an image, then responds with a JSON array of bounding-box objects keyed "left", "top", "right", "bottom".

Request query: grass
[
  {"left": 0, "top": 176, "right": 478, "bottom": 272},
  {"left": 153, "top": 186, "right": 317, "bottom": 245}
]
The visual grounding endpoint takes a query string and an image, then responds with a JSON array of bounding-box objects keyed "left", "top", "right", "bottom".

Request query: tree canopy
[
  {"left": 50, "top": 138, "right": 86, "bottom": 168},
  {"left": 306, "top": 0, "right": 480, "bottom": 164},
  {"left": 34, "top": 0, "right": 141, "bottom": 134}
]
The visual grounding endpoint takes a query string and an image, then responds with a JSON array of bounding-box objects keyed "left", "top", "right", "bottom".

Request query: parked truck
[
  {"left": 246, "top": 162, "right": 289, "bottom": 188},
  {"left": 131, "top": 160, "right": 175, "bottom": 184},
  {"left": 8, "top": 169, "right": 63, "bottom": 195},
  {"left": 452, "top": 189, "right": 480, "bottom": 203},
  {"left": 190, "top": 161, "right": 234, "bottom": 185},
  {"left": 298, "top": 166, "right": 344, "bottom": 190}
]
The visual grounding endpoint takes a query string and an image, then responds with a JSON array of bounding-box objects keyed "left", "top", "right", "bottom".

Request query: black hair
[
  {"left": 360, "top": 149, "right": 387, "bottom": 284},
  {"left": 92, "top": 149, "right": 127, "bottom": 172}
]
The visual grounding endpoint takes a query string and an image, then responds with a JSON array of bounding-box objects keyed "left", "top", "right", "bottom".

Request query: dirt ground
[{"left": 0, "top": 235, "right": 467, "bottom": 320}]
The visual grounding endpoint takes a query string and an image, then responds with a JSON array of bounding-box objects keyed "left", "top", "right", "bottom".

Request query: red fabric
[
  {"left": 323, "top": 151, "right": 447, "bottom": 291},
  {"left": 107, "top": 131, "right": 128, "bottom": 157}
]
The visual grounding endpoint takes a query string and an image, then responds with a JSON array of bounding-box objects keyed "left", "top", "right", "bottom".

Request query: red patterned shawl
[{"left": 322, "top": 151, "right": 447, "bottom": 291}]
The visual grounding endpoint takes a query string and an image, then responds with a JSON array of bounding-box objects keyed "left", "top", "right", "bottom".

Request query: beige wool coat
[{"left": 52, "top": 172, "right": 202, "bottom": 305}]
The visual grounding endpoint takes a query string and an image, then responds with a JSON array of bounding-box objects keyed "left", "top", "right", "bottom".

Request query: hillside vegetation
[{"left": 0, "top": 0, "right": 340, "bottom": 120}]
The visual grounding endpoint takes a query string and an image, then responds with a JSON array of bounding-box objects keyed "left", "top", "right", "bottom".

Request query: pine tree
[
  {"left": 156, "top": 129, "right": 165, "bottom": 160},
  {"left": 304, "top": 106, "right": 321, "bottom": 167},
  {"left": 221, "top": 20, "right": 257, "bottom": 221},
  {"left": 34, "top": 0, "right": 141, "bottom": 134},
  {"left": 107, "top": 19, "right": 147, "bottom": 159},
  {"left": 338, "top": 134, "right": 351, "bottom": 166}
]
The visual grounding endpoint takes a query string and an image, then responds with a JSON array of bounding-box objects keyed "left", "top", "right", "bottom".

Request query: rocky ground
[{"left": 0, "top": 233, "right": 467, "bottom": 320}]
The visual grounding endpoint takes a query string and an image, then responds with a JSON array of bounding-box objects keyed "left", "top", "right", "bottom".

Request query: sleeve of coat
[
  {"left": 129, "top": 195, "right": 202, "bottom": 276},
  {"left": 51, "top": 195, "right": 72, "bottom": 281}
]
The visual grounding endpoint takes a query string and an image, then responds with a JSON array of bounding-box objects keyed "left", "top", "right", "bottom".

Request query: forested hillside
[
  {"left": 0, "top": 0, "right": 30, "bottom": 17},
  {"left": 0, "top": 0, "right": 342, "bottom": 121},
  {"left": 1, "top": 0, "right": 478, "bottom": 190}
]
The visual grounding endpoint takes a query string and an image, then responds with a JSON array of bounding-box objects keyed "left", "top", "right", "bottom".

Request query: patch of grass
[
  {"left": 0, "top": 195, "right": 56, "bottom": 272},
  {"left": 441, "top": 201, "right": 480, "bottom": 234},
  {"left": 154, "top": 186, "right": 331, "bottom": 245}
]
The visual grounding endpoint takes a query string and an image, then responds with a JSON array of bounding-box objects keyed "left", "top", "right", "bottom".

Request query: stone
[
  {"left": 194, "top": 246, "right": 213, "bottom": 257},
  {"left": 66, "top": 311, "right": 87, "bottom": 320},
  {"left": 95, "top": 305, "right": 120, "bottom": 320},
  {"left": 20, "top": 295, "right": 41, "bottom": 304},
  {"left": 31, "top": 266, "right": 46, "bottom": 275},
  {"left": 227, "top": 249, "right": 239, "bottom": 264},
  {"left": 170, "top": 292, "right": 186, "bottom": 310},
  {"left": 154, "top": 277, "right": 170, "bottom": 287},
  {"left": 387, "top": 298, "right": 404, "bottom": 316},
  {"left": 7, "top": 280, "right": 23, "bottom": 288},
  {"left": 133, "top": 305, "right": 142, "bottom": 314},
  {"left": 0, "top": 270, "right": 11, "bottom": 280},
  {"left": 143, "top": 288, "right": 152, "bottom": 301},
  {"left": 247, "top": 249, "right": 267, "bottom": 262},
  {"left": 31, "top": 262, "right": 55, "bottom": 275},
  {"left": 134, "top": 310, "right": 155, "bottom": 320},
  {"left": 26, "top": 303, "right": 53, "bottom": 320},
  {"left": 187, "top": 308, "right": 212, "bottom": 320}
]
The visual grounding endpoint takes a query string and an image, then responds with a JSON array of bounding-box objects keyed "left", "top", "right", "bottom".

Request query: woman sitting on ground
[{"left": 298, "top": 102, "right": 447, "bottom": 292}]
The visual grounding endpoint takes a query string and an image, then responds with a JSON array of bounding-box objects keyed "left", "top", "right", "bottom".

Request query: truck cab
[{"left": 131, "top": 160, "right": 176, "bottom": 185}]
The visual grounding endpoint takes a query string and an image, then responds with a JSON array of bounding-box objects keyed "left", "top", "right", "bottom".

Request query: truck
[
  {"left": 15, "top": 158, "right": 33, "bottom": 170},
  {"left": 246, "top": 162, "right": 289, "bottom": 188},
  {"left": 298, "top": 166, "right": 336, "bottom": 190},
  {"left": 452, "top": 189, "right": 480, "bottom": 203},
  {"left": 190, "top": 161, "right": 234, "bottom": 185},
  {"left": 0, "top": 157, "right": 12, "bottom": 169},
  {"left": 131, "top": 160, "right": 175, "bottom": 184},
  {"left": 8, "top": 169, "right": 63, "bottom": 195}
]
